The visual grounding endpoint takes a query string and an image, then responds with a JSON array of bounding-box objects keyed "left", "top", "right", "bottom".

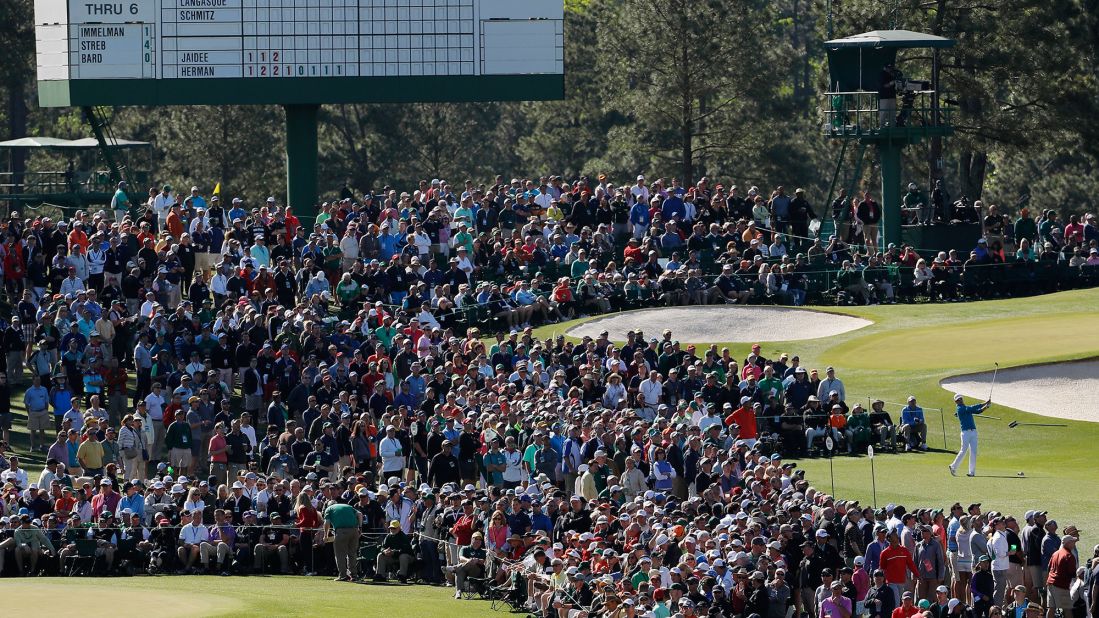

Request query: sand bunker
[
  {"left": 567, "top": 306, "right": 872, "bottom": 343},
  {"left": 941, "top": 360, "right": 1099, "bottom": 423}
]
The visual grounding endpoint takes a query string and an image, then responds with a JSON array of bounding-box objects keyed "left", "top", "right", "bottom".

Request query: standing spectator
[
  {"left": 1046, "top": 536, "right": 1079, "bottom": 618},
  {"left": 916, "top": 525, "right": 948, "bottom": 600},
  {"left": 881, "top": 529, "right": 919, "bottom": 600},
  {"left": 324, "top": 500, "right": 363, "bottom": 582}
]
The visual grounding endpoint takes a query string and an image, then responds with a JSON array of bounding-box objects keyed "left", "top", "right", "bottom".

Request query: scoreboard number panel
[{"left": 34, "top": 0, "right": 565, "bottom": 106}]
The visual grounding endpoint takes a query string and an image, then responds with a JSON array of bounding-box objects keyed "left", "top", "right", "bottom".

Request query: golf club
[
  {"left": 974, "top": 414, "right": 1001, "bottom": 421},
  {"left": 988, "top": 362, "right": 999, "bottom": 401},
  {"left": 1008, "top": 420, "right": 1067, "bottom": 428}
]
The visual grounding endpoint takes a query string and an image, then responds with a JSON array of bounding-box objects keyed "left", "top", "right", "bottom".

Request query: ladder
[
  {"left": 820, "top": 139, "right": 869, "bottom": 240},
  {"left": 82, "top": 106, "right": 136, "bottom": 198}
]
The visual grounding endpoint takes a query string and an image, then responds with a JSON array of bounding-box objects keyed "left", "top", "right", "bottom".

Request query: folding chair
[
  {"left": 357, "top": 539, "right": 381, "bottom": 578},
  {"left": 460, "top": 574, "right": 489, "bottom": 600},
  {"left": 65, "top": 539, "right": 99, "bottom": 576},
  {"left": 490, "top": 571, "right": 528, "bottom": 612}
]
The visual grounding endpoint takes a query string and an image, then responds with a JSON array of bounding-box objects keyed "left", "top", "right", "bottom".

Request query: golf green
[
  {"left": 827, "top": 311, "right": 1099, "bottom": 370},
  {"left": 533, "top": 287, "right": 1099, "bottom": 534}
]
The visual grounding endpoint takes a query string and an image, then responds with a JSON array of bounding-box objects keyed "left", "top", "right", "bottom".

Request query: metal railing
[
  {"left": 0, "top": 169, "right": 142, "bottom": 195},
  {"left": 822, "top": 90, "right": 954, "bottom": 138}
]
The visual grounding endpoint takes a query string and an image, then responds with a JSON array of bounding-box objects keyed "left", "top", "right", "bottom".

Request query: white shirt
[
  {"left": 698, "top": 415, "right": 722, "bottom": 433},
  {"left": 339, "top": 235, "right": 360, "bottom": 260},
  {"left": 378, "top": 436, "right": 404, "bottom": 473},
  {"left": 210, "top": 273, "right": 228, "bottom": 295},
  {"left": 416, "top": 310, "right": 441, "bottom": 330},
  {"left": 456, "top": 255, "right": 473, "bottom": 276},
  {"left": 87, "top": 247, "right": 107, "bottom": 274},
  {"left": 1, "top": 468, "right": 29, "bottom": 488},
  {"left": 533, "top": 192, "right": 554, "bottom": 211},
  {"left": 384, "top": 498, "right": 414, "bottom": 533},
  {"left": 144, "top": 392, "right": 165, "bottom": 421},
  {"left": 240, "top": 425, "right": 257, "bottom": 448},
  {"left": 60, "top": 276, "right": 86, "bottom": 296},
  {"left": 188, "top": 216, "right": 210, "bottom": 235},
  {"left": 502, "top": 449, "right": 525, "bottom": 483},
  {"left": 990, "top": 530, "right": 1011, "bottom": 571},
  {"left": 153, "top": 193, "right": 175, "bottom": 219},
  {"left": 179, "top": 522, "right": 210, "bottom": 545},
  {"left": 639, "top": 378, "right": 663, "bottom": 407},
  {"left": 412, "top": 233, "right": 431, "bottom": 256}
]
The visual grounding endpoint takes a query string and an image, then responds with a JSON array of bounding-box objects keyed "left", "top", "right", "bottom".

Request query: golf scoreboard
[{"left": 34, "top": 0, "right": 565, "bottom": 106}]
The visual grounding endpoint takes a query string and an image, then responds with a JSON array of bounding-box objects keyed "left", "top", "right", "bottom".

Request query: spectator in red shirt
[
  {"left": 880, "top": 529, "right": 919, "bottom": 601},
  {"left": 1045, "top": 535, "right": 1078, "bottom": 618},
  {"left": 208, "top": 422, "right": 229, "bottom": 485},
  {"left": 727, "top": 398, "right": 759, "bottom": 446},
  {"left": 1063, "top": 215, "right": 1084, "bottom": 245},
  {"left": 891, "top": 591, "right": 920, "bottom": 618}
]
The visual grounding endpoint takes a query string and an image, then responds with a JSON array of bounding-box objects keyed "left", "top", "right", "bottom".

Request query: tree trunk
[
  {"left": 7, "top": 79, "right": 27, "bottom": 193},
  {"left": 219, "top": 107, "right": 231, "bottom": 192},
  {"left": 681, "top": 95, "right": 693, "bottom": 187},
  {"left": 958, "top": 150, "right": 987, "bottom": 199},
  {"left": 680, "top": 32, "right": 693, "bottom": 186}
]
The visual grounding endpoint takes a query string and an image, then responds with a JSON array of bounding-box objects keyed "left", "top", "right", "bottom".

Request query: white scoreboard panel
[{"left": 35, "top": 0, "right": 564, "bottom": 105}]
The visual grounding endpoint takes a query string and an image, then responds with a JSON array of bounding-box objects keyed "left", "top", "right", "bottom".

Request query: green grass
[
  {"left": 533, "top": 287, "right": 1099, "bottom": 534},
  {"left": 6, "top": 576, "right": 494, "bottom": 618}
]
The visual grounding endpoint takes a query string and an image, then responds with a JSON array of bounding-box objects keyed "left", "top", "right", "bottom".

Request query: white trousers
[{"left": 951, "top": 429, "right": 979, "bottom": 475}]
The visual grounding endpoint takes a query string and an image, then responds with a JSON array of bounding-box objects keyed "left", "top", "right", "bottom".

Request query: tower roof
[{"left": 825, "top": 30, "right": 955, "bottom": 49}]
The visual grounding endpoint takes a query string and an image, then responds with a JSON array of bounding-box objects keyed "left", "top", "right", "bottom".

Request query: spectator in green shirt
[
  {"left": 845, "top": 404, "right": 873, "bottom": 454},
  {"left": 323, "top": 502, "right": 362, "bottom": 582},
  {"left": 482, "top": 439, "right": 506, "bottom": 487},
  {"left": 111, "top": 181, "right": 130, "bottom": 222},
  {"left": 13, "top": 514, "right": 56, "bottom": 575}
]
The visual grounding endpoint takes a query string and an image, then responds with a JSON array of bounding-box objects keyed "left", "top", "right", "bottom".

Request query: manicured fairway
[
  {"left": 3, "top": 576, "right": 492, "bottom": 618},
  {"left": 543, "top": 287, "right": 1099, "bottom": 533}
]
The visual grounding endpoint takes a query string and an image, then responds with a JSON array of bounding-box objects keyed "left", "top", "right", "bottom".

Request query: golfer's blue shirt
[{"left": 955, "top": 403, "right": 984, "bottom": 431}]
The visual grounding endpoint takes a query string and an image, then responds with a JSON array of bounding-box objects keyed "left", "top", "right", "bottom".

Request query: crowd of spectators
[{"left": 0, "top": 175, "right": 1096, "bottom": 618}]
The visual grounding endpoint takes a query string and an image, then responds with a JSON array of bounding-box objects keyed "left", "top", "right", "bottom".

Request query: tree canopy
[{"left": 1, "top": 0, "right": 1097, "bottom": 212}]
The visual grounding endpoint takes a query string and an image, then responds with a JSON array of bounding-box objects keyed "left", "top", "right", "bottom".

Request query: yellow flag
[{"left": 212, "top": 182, "right": 221, "bottom": 195}]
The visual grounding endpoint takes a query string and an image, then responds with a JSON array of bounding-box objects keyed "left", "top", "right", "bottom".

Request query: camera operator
[{"left": 879, "top": 63, "right": 899, "bottom": 128}]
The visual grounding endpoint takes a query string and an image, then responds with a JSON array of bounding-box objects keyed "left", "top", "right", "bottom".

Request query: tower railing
[{"left": 822, "top": 90, "right": 954, "bottom": 138}]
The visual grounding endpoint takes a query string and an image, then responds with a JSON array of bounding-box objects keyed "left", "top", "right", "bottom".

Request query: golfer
[{"left": 948, "top": 393, "right": 991, "bottom": 477}]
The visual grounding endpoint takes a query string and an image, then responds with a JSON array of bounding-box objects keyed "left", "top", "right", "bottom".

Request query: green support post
[
  {"left": 879, "top": 142, "right": 903, "bottom": 249},
  {"left": 284, "top": 104, "right": 319, "bottom": 225}
]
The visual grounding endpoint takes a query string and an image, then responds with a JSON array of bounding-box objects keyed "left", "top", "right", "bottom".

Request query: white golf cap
[{"left": 953, "top": 393, "right": 964, "bottom": 401}]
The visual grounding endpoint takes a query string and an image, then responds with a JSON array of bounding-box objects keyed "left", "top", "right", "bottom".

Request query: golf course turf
[
  {"left": 2, "top": 575, "right": 496, "bottom": 617},
  {"left": 540, "top": 287, "right": 1099, "bottom": 534}
]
